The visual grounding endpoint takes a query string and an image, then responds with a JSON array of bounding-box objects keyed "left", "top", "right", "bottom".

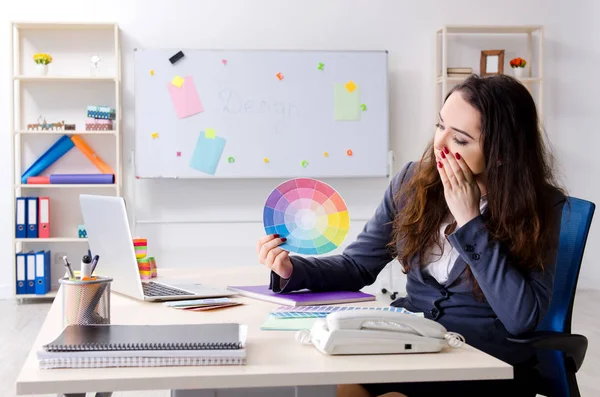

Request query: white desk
[{"left": 15, "top": 266, "right": 512, "bottom": 396}]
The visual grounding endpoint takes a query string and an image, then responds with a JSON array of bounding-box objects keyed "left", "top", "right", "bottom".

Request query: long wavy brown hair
[{"left": 388, "top": 74, "right": 564, "bottom": 299}]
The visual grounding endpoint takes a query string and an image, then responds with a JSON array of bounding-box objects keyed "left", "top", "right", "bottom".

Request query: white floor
[{"left": 3, "top": 290, "right": 600, "bottom": 397}]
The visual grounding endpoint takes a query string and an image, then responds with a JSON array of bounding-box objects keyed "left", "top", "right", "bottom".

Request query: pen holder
[{"left": 59, "top": 276, "right": 112, "bottom": 327}]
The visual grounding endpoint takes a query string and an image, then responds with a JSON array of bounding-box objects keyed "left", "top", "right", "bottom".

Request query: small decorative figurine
[
  {"left": 78, "top": 225, "right": 87, "bottom": 238},
  {"left": 90, "top": 54, "right": 102, "bottom": 76},
  {"left": 27, "top": 116, "right": 65, "bottom": 130}
]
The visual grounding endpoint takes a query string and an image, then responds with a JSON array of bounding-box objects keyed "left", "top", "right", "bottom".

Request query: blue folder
[
  {"left": 15, "top": 197, "right": 27, "bottom": 238},
  {"left": 25, "top": 251, "right": 36, "bottom": 294},
  {"left": 26, "top": 197, "right": 38, "bottom": 238},
  {"left": 15, "top": 252, "right": 26, "bottom": 295},
  {"left": 21, "top": 135, "right": 74, "bottom": 184}
]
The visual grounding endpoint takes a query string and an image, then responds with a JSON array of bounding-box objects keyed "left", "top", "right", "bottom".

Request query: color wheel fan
[{"left": 263, "top": 178, "right": 350, "bottom": 255}]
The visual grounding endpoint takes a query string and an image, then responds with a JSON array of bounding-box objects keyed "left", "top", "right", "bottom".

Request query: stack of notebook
[{"left": 37, "top": 323, "right": 247, "bottom": 369}]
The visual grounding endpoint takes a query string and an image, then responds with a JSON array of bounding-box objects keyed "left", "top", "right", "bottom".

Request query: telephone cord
[
  {"left": 295, "top": 329, "right": 312, "bottom": 345},
  {"left": 444, "top": 332, "right": 465, "bottom": 348}
]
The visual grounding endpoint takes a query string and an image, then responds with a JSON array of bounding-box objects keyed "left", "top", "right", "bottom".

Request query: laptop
[{"left": 79, "top": 194, "right": 236, "bottom": 302}]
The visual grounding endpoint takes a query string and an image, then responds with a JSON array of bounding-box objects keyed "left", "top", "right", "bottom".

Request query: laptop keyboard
[{"left": 142, "top": 281, "right": 190, "bottom": 297}]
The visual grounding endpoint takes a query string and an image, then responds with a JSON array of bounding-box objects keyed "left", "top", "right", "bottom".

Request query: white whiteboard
[{"left": 133, "top": 49, "right": 389, "bottom": 178}]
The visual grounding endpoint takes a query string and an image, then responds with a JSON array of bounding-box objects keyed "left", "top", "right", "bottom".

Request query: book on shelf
[
  {"left": 447, "top": 73, "right": 474, "bottom": 78},
  {"left": 447, "top": 67, "right": 473, "bottom": 74}
]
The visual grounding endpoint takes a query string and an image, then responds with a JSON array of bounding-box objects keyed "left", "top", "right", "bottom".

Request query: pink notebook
[{"left": 227, "top": 285, "right": 375, "bottom": 307}]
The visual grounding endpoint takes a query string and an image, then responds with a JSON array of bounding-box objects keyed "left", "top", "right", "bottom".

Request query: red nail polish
[
  {"left": 438, "top": 161, "right": 443, "bottom": 168},
  {"left": 281, "top": 237, "right": 287, "bottom": 242},
  {"left": 440, "top": 151, "right": 446, "bottom": 159},
  {"left": 443, "top": 147, "right": 449, "bottom": 154},
  {"left": 274, "top": 234, "right": 280, "bottom": 238},
  {"left": 455, "top": 152, "right": 461, "bottom": 160}
]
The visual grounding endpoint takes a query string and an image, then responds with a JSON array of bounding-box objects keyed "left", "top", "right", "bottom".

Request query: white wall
[{"left": 1, "top": 0, "right": 599, "bottom": 299}]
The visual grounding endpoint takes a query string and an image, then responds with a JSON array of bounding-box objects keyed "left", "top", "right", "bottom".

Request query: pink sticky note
[{"left": 166, "top": 76, "right": 204, "bottom": 119}]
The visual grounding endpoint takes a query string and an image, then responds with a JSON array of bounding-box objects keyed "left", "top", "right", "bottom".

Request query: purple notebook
[{"left": 227, "top": 285, "right": 375, "bottom": 307}]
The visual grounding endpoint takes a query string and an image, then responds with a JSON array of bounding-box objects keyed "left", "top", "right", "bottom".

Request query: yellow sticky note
[
  {"left": 151, "top": 132, "right": 159, "bottom": 139},
  {"left": 345, "top": 80, "right": 357, "bottom": 93},
  {"left": 205, "top": 128, "right": 216, "bottom": 139},
  {"left": 171, "top": 76, "right": 184, "bottom": 88}
]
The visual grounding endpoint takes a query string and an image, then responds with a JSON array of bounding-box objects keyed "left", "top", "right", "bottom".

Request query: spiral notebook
[
  {"left": 39, "top": 323, "right": 247, "bottom": 369},
  {"left": 37, "top": 349, "right": 247, "bottom": 369},
  {"left": 38, "top": 356, "right": 246, "bottom": 369},
  {"left": 42, "top": 323, "right": 247, "bottom": 352}
]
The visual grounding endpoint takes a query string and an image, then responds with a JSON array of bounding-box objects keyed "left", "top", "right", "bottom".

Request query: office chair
[{"left": 508, "top": 196, "right": 595, "bottom": 397}]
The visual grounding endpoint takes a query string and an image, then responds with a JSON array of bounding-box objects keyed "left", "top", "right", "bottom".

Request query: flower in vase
[
  {"left": 510, "top": 57, "right": 526, "bottom": 68},
  {"left": 33, "top": 53, "right": 53, "bottom": 65}
]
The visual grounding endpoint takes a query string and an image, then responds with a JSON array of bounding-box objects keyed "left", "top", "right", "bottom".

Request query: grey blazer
[{"left": 269, "top": 161, "right": 566, "bottom": 365}]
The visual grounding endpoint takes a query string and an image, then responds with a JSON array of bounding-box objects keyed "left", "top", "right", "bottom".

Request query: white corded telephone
[{"left": 296, "top": 310, "right": 465, "bottom": 355}]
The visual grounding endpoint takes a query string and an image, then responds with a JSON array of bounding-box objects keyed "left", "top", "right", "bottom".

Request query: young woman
[{"left": 256, "top": 74, "right": 566, "bottom": 397}]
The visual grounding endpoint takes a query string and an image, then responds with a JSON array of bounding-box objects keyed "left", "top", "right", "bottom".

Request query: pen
[
  {"left": 62, "top": 256, "right": 75, "bottom": 279},
  {"left": 90, "top": 255, "right": 100, "bottom": 275}
]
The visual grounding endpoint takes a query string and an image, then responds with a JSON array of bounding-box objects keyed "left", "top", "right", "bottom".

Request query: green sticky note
[
  {"left": 260, "top": 316, "right": 318, "bottom": 331},
  {"left": 205, "top": 128, "right": 216, "bottom": 139},
  {"left": 334, "top": 83, "right": 360, "bottom": 121}
]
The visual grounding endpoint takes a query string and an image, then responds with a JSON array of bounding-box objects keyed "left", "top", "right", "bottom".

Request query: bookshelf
[
  {"left": 435, "top": 25, "right": 544, "bottom": 119},
  {"left": 10, "top": 22, "right": 122, "bottom": 301}
]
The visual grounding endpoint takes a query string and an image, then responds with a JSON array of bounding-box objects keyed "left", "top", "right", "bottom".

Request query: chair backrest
[
  {"left": 538, "top": 196, "right": 595, "bottom": 333},
  {"left": 535, "top": 197, "right": 595, "bottom": 397}
]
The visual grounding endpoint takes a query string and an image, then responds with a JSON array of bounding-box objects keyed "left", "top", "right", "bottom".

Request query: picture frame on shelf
[{"left": 480, "top": 50, "right": 505, "bottom": 76}]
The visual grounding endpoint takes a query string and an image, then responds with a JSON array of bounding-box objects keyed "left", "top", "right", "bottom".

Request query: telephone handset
[{"left": 297, "top": 310, "right": 465, "bottom": 355}]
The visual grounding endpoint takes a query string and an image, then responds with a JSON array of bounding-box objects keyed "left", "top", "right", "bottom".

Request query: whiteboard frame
[{"left": 132, "top": 48, "right": 390, "bottom": 179}]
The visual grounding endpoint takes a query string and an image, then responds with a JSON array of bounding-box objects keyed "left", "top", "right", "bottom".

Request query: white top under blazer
[{"left": 423, "top": 195, "right": 488, "bottom": 284}]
